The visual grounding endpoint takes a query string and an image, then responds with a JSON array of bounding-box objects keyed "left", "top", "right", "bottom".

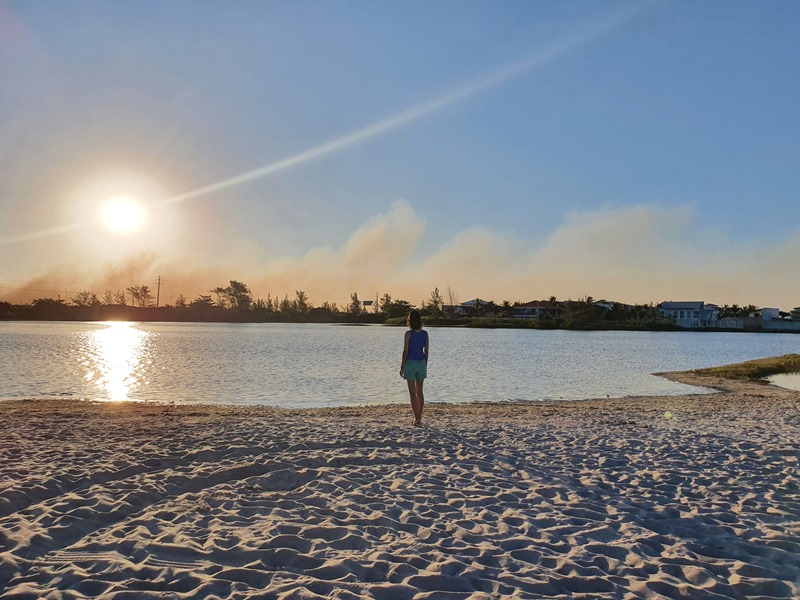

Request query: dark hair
[{"left": 408, "top": 310, "right": 422, "bottom": 330}]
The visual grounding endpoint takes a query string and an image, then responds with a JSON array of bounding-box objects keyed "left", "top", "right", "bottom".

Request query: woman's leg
[
  {"left": 407, "top": 380, "right": 421, "bottom": 424},
  {"left": 414, "top": 380, "right": 424, "bottom": 424}
]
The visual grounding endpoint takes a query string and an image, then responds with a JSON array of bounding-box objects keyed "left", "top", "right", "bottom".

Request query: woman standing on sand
[{"left": 400, "top": 310, "right": 429, "bottom": 426}]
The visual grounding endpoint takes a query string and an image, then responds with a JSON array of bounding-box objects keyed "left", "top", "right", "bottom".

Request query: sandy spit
[{"left": 1, "top": 375, "right": 799, "bottom": 599}]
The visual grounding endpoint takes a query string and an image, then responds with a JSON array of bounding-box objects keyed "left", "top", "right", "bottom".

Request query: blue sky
[{"left": 1, "top": 1, "right": 799, "bottom": 308}]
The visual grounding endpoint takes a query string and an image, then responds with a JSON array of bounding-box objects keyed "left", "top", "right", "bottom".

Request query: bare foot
[{"left": 413, "top": 420, "right": 422, "bottom": 427}]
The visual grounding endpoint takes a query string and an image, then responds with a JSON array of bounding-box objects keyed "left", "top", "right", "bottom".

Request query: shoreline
[
  {"left": 0, "top": 369, "right": 792, "bottom": 411},
  {"left": 4, "top": 316, "right": 800, "bottom": 334},
  {"left": 1, "top": 371, "right": 799, "bottom": 598}
]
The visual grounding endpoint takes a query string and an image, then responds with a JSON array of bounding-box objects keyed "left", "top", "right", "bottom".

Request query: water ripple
[{"left": 1, "top": 322, "right": 798, "bottom": 407}]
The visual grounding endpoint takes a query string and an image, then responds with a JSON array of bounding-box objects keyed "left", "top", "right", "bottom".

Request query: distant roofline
[
  {"left": 516, "top": 300, "right": 561, "bottom": 308},
  {"left": 658, "top": 301, "right": 706, "bottom": 308},
  {"left": 460, "top": 298, "right": 489, "bottom": 306}
]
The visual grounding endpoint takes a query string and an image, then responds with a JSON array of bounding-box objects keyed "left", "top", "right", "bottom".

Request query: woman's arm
[
  {"left": 400, "top": 330, "right": 410, "bottom": 376},
  {"left": 424, "top": 331, "right": 429, "bottom": 363}
]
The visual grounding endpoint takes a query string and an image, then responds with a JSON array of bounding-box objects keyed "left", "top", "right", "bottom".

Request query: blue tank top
[{"left": 407, "top": 329, "right": 428, "bottom": 361}]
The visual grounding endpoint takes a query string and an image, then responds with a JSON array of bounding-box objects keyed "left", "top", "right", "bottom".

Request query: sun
[{"left": 100, "top": 196, "right": 147, "bottom": 234}]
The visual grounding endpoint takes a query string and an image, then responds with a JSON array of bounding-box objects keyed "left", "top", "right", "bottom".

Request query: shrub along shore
[{"left": 0, "top": 301, "right": 771, "bottom": 332}]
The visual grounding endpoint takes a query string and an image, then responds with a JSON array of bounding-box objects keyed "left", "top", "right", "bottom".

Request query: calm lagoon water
[
  {"left": 1, "top": 321, "right": 798, "bottom": 408},
  {"left": 768, "top": 372, "right": 800, "bottom": 392}
]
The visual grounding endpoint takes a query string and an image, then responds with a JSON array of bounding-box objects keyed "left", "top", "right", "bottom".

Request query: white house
[
  {"left": 658, "top": 301, "right": 720, "bottom": 328},
  {"left": 446, "top": 298, "right": 490, "bottom": 317},
  {"left": 751, "top": 307, "right": 780, "bottom": 321},
  {"left": 754, "top": 308, "right": 800, "bottom": 331}
]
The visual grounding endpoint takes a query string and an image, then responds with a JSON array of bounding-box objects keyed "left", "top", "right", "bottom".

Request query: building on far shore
[
  {"left": 513, "top": 300, "right": 563, "bottom": 320},
  {"left": 716, "top": 317, "right": 745, "bottom": 329},
  {"left": 659, "top": 302, "right": 800, "bottom": 331},
  {"left": 445, "top": 299, "right": 491, "bottom": 317},
  {"left": 750, "top": 307, "right": 780, "bottom": 321},
  {"left": 658, "top": 301, "right": 720, "bottom": 328},
  {"left": 751, "top": 308, "right": 800, "bottom": 332}
]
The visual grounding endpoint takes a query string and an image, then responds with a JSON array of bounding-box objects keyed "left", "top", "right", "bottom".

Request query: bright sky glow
[
  {"left": 1, "top": 1, "right": 799, "bottom": 308},
  {"left": 100, "top": 196, "right": 146, "bottom": 234}
]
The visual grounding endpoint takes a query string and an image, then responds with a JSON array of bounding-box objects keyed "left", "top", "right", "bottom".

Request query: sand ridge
[{"left": 1, "top": 377, "right": 799, "bottom": 599}]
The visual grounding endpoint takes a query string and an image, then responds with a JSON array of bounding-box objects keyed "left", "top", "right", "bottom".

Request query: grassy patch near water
[{"left": 690, "top": 354, "right": 800, "bottom": 381}]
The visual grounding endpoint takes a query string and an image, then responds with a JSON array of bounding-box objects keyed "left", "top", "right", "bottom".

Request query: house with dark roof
[{"left": 514, "top": 300, "right": 563, "bottom": 320}]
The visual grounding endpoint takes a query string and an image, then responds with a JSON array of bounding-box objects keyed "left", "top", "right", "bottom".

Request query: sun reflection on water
[{"left": 81, "top": 322, "right": 150, "bottom": 401}]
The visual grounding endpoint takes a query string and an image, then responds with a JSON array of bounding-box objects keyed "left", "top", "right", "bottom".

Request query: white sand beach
[{"left": 1, "top": 372, "right": 799, "bottom": 599}]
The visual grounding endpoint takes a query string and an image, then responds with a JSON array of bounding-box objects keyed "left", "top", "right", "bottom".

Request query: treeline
[
  {"left": 0, "top": 281, "right": 416, "bottom": 324},
  {"left": 0, "top": 280, "right": 686, "bottom": 330}
]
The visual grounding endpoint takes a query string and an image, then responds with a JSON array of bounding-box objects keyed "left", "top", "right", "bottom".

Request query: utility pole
[{"left": 156, "top": 276, "right": 161, "bottom": 308}]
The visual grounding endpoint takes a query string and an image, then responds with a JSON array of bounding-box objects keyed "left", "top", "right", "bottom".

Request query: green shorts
[{"left": 403, "top": 359, "right": 427, "bottom": 381}]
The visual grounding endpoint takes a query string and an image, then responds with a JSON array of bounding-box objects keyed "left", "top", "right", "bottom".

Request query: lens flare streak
[{"left": 0, "top": 2, "right": 652, "bottom": 246}]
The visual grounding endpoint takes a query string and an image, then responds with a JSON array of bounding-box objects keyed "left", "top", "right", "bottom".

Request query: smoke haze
[{"left": 5, "top": 200, "right": 798, "bottom": 310}]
